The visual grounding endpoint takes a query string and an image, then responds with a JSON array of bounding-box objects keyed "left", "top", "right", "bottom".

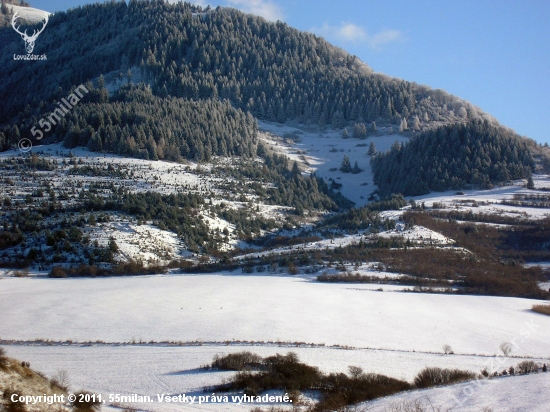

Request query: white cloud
[
  {"left": 312, "top": 22, "right": 403, "bottom": 49},
  {"left": 227, "top": 0, "right": 284, "bottom": 21}
]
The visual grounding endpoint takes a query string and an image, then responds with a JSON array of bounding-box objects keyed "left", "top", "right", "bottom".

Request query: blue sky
[{"left": 31, "top": 0, "right": 550, "bottom": 144}]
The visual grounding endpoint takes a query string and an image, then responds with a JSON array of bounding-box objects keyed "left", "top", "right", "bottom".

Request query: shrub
[
  {"left": 0, "top": 347, "right": 8, "bottom": 368},
  {"left": 317, "top": 372, "right": 411, "bottom": 411},
  {"left": 211, "top": 352, "right": 262, "bottom": 371},
  {"left": 214, "top": 352, "right": 322, "bottom": 393},
  {"left": 414, "top": 367, "right": 475, "bottom": 389},
  {"left": 212, "top": 352, "right": 410, "bottom": 411},
  {"left": 348, "top": 365, "right": 364, "bottom": 378},
  {"left": 443, "top": 344, "right": 453, "bottom": 355},
  {"left": 532, "top": 304, "right": 550, "bottom": 316},
  {"left": 50, "top": 370, "right": 70, "bottom": 391},
  {"left": 71, "top": 391, "right": 102, "bottom": 411},
  {"left": 49, "top": 266, "right": 67, "bottom": 278},
  {"left": 2, "top": 388, "right": 27, "bottom": 412},
  {"left": 516, "top": 361, "right": 539, "bottom": 375},
  {"left": 386, "top": 398, "right": 447, "bottom": 412},
  {"left": 500, "top": 342, "right": 512, "bottom": 356}
]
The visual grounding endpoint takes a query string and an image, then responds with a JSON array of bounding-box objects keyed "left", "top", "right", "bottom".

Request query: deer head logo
[{"left": 11, "top": 11, "right": 49, "bottom": 54}]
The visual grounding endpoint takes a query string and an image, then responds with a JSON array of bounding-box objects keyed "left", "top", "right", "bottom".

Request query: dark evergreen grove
[
  {"left": 62, "top": 84, "right": 257, "bottom": 162},
  {"left": 371, "top": 120, "right": 535, "bottom": 197}
]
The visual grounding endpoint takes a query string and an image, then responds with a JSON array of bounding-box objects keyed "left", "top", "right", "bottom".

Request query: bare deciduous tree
[
  {"left": 348, "top": 365, "right": 364, "bottom": 378},
  {"left": 500, "top": 342, "right": 512, "bottom": 356}
]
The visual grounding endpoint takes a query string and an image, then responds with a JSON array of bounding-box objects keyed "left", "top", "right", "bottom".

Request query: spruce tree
[
  {"left": 340, "top": 155, "right": 352, "bottom": 173},
  {"left": 527, "top": 174, "right": 535, "bottom": 189},
  {"left": 368, "top": 141, "right": 377, "bottom": 156}
]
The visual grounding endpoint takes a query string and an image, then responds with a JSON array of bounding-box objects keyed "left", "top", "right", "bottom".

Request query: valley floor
[{"left": 1, "top": 273, "right": 549, "bottom": 411}]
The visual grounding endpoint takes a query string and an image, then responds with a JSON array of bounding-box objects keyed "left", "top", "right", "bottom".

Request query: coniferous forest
[
  {"left": 1, "top": 0, "right": 494, "bottom": 152},
  {"left": 371, "top": 120, "right": 535, "bottom": 196}
]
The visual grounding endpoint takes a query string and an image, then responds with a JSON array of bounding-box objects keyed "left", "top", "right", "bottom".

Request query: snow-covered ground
[
  {"left": 378, "top": 224, "right": 453, "bottom": 245},
  {"left": 259, "top": 121, "right": 409, "bottom": 207},
  {"left": 0, "top": 143, "right": 293, "bottom": 263},
  {"left": 2, "top": 274, "right": 549, "bottom": 355},
  {"left": 1, "top": 273, "right": 549, "bottom": 411},
  {"left": 7, "top": 4, "right": 52, "bottom": 22},
  {"left": 2, "top": 127, "right": 550, "bottom": 411},
  {"left": 3, "top": 344, "right": 548, "bottom": 412},
  {"left": 411, "top": 175, "right": 550, "bottom": 221},
  {"left": 90, "top": 218, "right": 192, "bottom": 265},
  {"left": 236, "top": 223, "right": 454, "bottom": 261},
  {"left": 364, "top": 373, "right": 550, "bottom": 412}
]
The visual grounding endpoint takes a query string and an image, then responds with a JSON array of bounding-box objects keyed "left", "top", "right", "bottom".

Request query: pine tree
[
  {"left": 412, "top": 115, "right": 420, "bottom": 131},
  {"left": 527, "top": 174, "right": 535, "bottom": 189},
  {"left": 353, "top": 122, "right": 367, "bottom": 139},
  {"left": 291, "top": 161, "right": 300, "bottom": 177},
  {"left": 340, "top": 155, "right": 352, "bottom": 173},
  {"left": 399, "top": 118, "right": 408, "bottom": 133},
  {"left": 368, "top": 141, "right": 377, "bottom": 156},
  {"left": 370, "top": 121, "right": 377, "bottom": 133}
]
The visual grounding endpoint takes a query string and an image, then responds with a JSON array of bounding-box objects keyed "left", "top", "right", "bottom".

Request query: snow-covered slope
[
  {"left": 259, "top": 121, "right": 409, "bottom": 207},
  {"left": 411, "top": 175, "right": 550, "bottom": 221},
  {"left": 364, "top": 373, "right": 550, "bottom": 412},
  {"left": 6, "top": 4, "right": 52, "bottom": 22},
  {"left": 0, "top": 355, "right": 67, "bottom": 412}
]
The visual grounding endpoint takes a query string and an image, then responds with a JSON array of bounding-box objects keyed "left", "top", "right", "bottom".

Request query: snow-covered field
[
  {"left": 1, "top": 273, "right": 550, "bottom": 410},
  {"left": 4, "top": 273, "right": 550, "bottom": 357},
  {"left": 3, "top": 274, "right": 549, "bottom": 354}
]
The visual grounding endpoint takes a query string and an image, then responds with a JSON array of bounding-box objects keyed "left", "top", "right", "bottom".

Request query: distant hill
[{"left": 1, "top": 2, "right": 488, "bottom": 133}]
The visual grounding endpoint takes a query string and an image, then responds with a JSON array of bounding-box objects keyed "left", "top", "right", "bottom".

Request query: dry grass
[
  {"left": 0, "top": 354, "right": 68, "bottom": 412},
  {"left": 532, "top": 304, "right": 550, "bottom": 316},
  {"left": 385, "top": 397, "right": 454, "bottom": 412}
]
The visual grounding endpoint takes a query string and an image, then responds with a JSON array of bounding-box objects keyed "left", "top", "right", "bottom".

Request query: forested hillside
[
  {"left": 57, "top": 84, "right": 257, "bottom": 162},
  {"left": 372, "top": 120, "right": 535, "bottom": 196},
  {"left": 1, "top": 0, "right": 486, "bottom": 152},
  {"left": 1, "top": 0, "right": 541, "bottom": 193}
]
